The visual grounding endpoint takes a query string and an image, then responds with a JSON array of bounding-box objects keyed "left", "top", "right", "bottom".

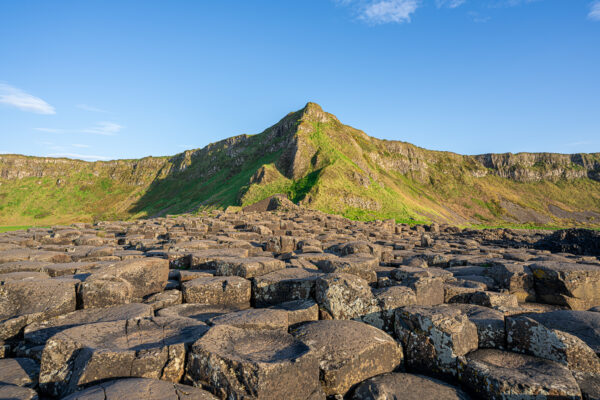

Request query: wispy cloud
[
  {"left": 76, "top": 104, "right": 108, "bottom": 113},
  {"left": 36, "top": 121, "right": 123, "bottom": 136},
  {"left": 436, "top": 0, "right": 466, "bottom": 8},
  {"left": 47, "top": 153, "right": 111, "bottom": 161},
  {"left": 0, "top": 83, "right": 55, "bottom": 115},
  {"left": 468, "top": 11, "right": 491, "bottom": 22},
  {"left": 35, "top": 128, "right": 67, "bottom": 133},
  {"left": 82, "top": 121, "right": 122, "bottom": 136},
  {"left": 360, "top": 0, "right": 420, "bottom": 24},
  {"left": 589, "top": 1, "right": 600, "bottom": 21},
  {"left": 71, "top": 143, "right": 91, "bottom": 148}
]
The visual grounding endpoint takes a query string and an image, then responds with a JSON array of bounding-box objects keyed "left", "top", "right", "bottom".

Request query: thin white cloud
[
  {"left": 436, "top": 0, "right": 465, "bottom": 8},
  {"left": 36, "top": 121, "right": 123, "bottom": 136},
  {"left": 76, "top": 104, "right": 108, "bottom": 113},
  {"left": 0, "top": 83, "right": 55, "bottom": 115},
  {"left": 589, "top": 1, "right": 600, "bottom": 21},
  {"left": 47, "top": 153, "right": 111, "bottom": 161},
  {"left": 35, "top": 127, "right": 67, "bottom": 133},
  {"left": 82, "top": 121, "right": 122, "bottom": 136},
  {"left": 71, "top": 143, "right": 91, "bottom": 148},
  {"left": 360, "top": 0, "right": 419, "bottom": 24}
]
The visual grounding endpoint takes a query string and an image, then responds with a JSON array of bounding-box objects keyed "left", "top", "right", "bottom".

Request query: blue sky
[{"left": 0, "top": 0, "right": 599, "bottom": 161}]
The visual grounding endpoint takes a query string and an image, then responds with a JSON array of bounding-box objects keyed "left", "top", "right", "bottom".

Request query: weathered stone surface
[
  {"left": 351, "top": 372, "right": 470, "bottom": 400},
  {"left": 315, "top": 273, "right": 380, "bottom": 321},
  {"left": 531, "top": 262, "right": 600, "bottom": 310},
  {"left": 448, "top": 290, "right": 519, "bottom": 309},
  {"left": 78, "top": 258, "right": 169, "bottom": 308},
  {"left": 208, "top": 308, "right": 289, "bottom": 331},
  {"left": 187, "top": 325, "right": 320, "bottom": 400},
  {"left": 23, "top": 303, "right": 154, "bottom": 346},
  {"left": 520, "top": 310, "right": 600, "bottom": 355},
  {"left": 60, "top": 378, "right": 217, "bottom": 400},
  {"left": 182, "top": 276, "right": 251, "bottom": 306},
  {"left": 292, "top": 320, "right": 403, "bottom": 396},
  {"left": 506, "top": 315, "right": 600, "bottom": 373},
  {"left": 373, "top": 285, "right": 417, "bottom": 333},
  {"left": 38, "top": 316, "right": 208, "bottom": 397},
  {"left": 316, "top": 256, "right": 378, "bottom": 283},
  {"left": 143, "top": 289, "right": 182, "bottom": 311},
  {"left": 271, "top": 299, "right": 319, "bottom": 325},
  {"left": 394, "top": 305, "right": 478, "bottom": 377},
  {"left": 453, "top": 304, "right": 506, "bottom": 349},
  {"left": 0, "top": 358, "right": 39, "bottom": 388},
  {"left": 157, "top": 303, "right": 249, "bottom": 323},
  {"left": 188, "top": 249, "right": 249, "bottom": 269},
  {"left": 212, "top": 257, "right": 285, "bottom": 278},
  {"left": 487, "top": 262, "right": 536, "bottom": 302},
  {"left": 0, "top": 385, "right": 39, "bottom": 400},
  {"left": 0, "top": 278, "right": 77, "bottom": 340},
  {"left": 461, "top": 349, "right": 582, "bottom": 400},
  {"left": 573, "top": 371, "right": 600, "bottom": 400},
  {"left": 252, "top": 268, "right": 321, "bottom": 307}
]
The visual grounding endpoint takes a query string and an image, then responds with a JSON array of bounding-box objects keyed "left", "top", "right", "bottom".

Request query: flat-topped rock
[
  {"left": 157, "top": 303, "right": 249, "bottom": 322},
  {"left": 0, "top": 358, "right": 39, "bottom": 388},
  {"left": 212, "top": 256, "right": 285, "bottom": 278},
  {"left": 186, "top": 324, "right": 320, "bottom": 400},
  {"left": 208, "top": 308, "right": 289, "bottom": 331},
  {"left": 292, "top": 320, "right": 403, "bottom": 396},
  {"left": 531, "top": 262, "right": 600, "bottom": 310},
  {"left": 78, "top": 258, "right": 169, "bottom": 308},
  {"left": 252, "top": 267, "right": 322, "bottom": 307},
  {"left": 352, "top": 372, "right": 470, "bottom": 400},
  {"left": 60, "top": 378, "right": 217, "bottom": 400},
  {"left": 394, "top": 305, "right": 478, "bottom": 377},
  {"left": 182, "top": 276, "right": 251, "bottom": 306},
  {"left": 461, "top": 349, "right": 582, "bottom": 400},
  {"left": 39, "top": 316, "right": 209, "bottom": 397},
  {"left": 23, "top": 303, "right": 154, "bottom": 346},
  {"left": 315, "top": 273, "right": 380, "bottom": 321}
]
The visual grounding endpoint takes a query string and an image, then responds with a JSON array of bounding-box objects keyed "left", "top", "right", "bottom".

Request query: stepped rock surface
[
  {"left": 1, "top": 102, "right": 600, "bottom": 228},
  {"left": 0, "top": 209, "right": 599, "bottom": 399}
]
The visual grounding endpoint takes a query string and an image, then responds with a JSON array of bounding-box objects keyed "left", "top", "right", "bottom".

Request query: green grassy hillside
[{"left": 1, "top": 102, "right": 600, "bottom": 227}]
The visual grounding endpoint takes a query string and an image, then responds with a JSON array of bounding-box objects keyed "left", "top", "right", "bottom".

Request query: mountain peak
[{"left": 299, "top": 102, "right": 335, "bottom": 124}]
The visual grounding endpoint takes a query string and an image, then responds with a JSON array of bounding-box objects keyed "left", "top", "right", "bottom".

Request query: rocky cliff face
[{"left": 1, "top": 102, "right": 599, "bottom": 227}]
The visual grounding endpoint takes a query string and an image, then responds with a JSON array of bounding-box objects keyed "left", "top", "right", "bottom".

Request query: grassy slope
[{"left": 1, "top": 103, "right": 599, "bottom": 227}]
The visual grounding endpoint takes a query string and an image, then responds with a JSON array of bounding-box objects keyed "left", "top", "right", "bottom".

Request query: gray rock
[
  {"left": 60, "top": 378, "right": 217, "bottom": 400},
  {"left": 352, "top": 372, "right": 470, "bottom": 400},
  {"left": 506, "top": 315, "right": 600, "bottom": 374},
  {"left": 186, "top": 325, "right": 320, "bottom": 400},
  {"left": 292, "top": 320, "right": 403, "bottom": 396},
  {"left": 271, "top": 299, "right": 319, "bottom": 325},
  {"left": 208, "top": 308, "right": 289, "bottom": 331},
  {"left": 315, "top": 273, "right": 380, "bottom": 321},
  {"left": 23, "top": 303, "right": 154, "bottom": 346},
  {"left": 461, "top": 349, "right": 582, "bottom": 400},
  {"left": 252, "top": 268, "right": 322, "bottom": 307},
  {"left": 531, "top": 262, "right": 600, "bottom": 310},
  {"left": 38, "top": 316, "right": 208, "bottom": 398},
  {"left": 0, "top": 385, "right": 39, "bottom": 400},
  {"left": 0, "top": 358, "right": 39, "bottom": 388},
  {"left": 212, "top": 257, "right": 285, "bottom": 278},
  {"left": 394, "top": 305, "right": 478, "bottom": 377},
  {"left": 182, "top": 276, "right": 251, "bottom": 306},
  {"left": 157, "top": 303, "right": 249, "bottom": 323}
]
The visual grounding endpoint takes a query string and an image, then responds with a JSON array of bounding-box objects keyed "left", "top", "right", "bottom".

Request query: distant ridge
[{"left": 1, "top": 102, "right": 599, "bottom": 227}]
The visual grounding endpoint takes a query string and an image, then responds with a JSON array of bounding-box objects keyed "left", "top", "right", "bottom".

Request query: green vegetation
[
  {"left": 1, "top": 102, "right": 599, "bottom": 228},
  {"left": 0, "top": 226, "right": 35, "bottom": 232}
]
